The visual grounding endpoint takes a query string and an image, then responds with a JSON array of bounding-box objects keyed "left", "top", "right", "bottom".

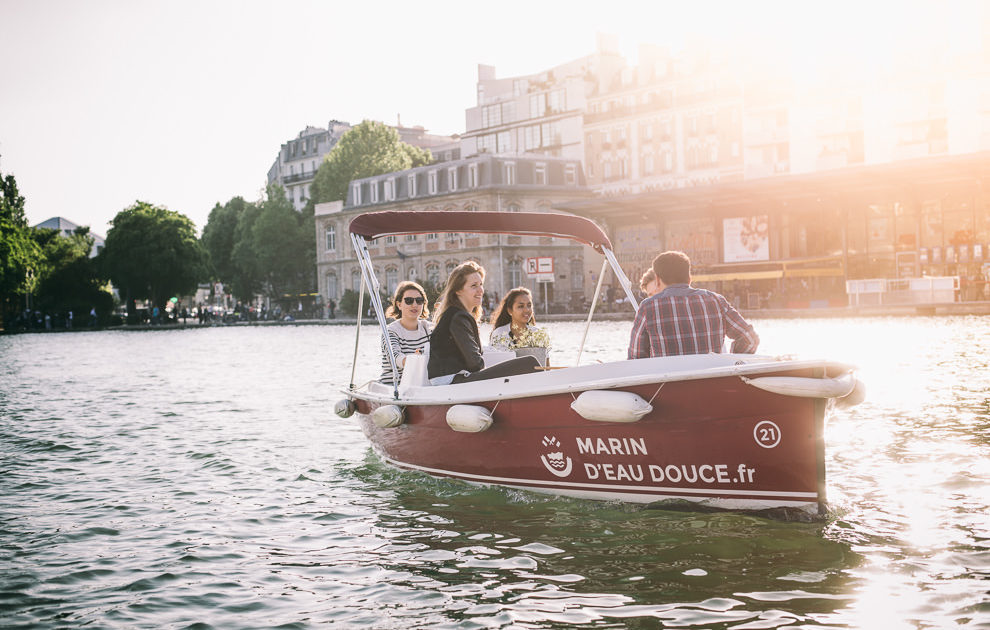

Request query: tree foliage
[
  {"left": 102, "top": 201, "right": 207, "bottom": 321},
  {"left": 311, "top": 120, "right": 433, "bottom": 203},
  {"left": 31, "top": 226, "right": 113, "bottom": 322},
  {"left": 201, "top": 186, "right": 315, "bottom": 304},
  {"left": 201, "top": 197, "right": 247, "bottom": 283},
  {"left": 0, "top": 171, "right": 41, "bottom": 327},
  {"left": 250, "top": 185, "right": 313, "bottom": 299}
]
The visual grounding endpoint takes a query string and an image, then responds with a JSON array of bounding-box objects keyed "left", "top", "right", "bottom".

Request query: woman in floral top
[{"left": 489, "top": 287, "right": 551, "bottom": 357}]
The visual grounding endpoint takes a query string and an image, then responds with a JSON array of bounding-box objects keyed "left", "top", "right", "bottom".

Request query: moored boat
[{"left": 336, "top": 210, "right": 864, "bottom": 516}]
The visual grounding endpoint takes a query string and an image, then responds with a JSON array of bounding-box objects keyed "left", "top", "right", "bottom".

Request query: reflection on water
[{"left": 0, "top": 317, "right": 987, "bottom": 628}]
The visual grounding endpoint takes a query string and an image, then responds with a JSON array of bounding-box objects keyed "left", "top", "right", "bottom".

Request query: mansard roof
[{"left": 345, "top": 153, "right": 586, "bottom": 208}]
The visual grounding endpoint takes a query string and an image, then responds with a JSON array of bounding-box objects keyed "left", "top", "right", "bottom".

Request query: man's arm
[
  {"left": 627, "top": 306, "right": 652, "bottom": 359},
  {"left": 721, "top": 300, "right": 759, "bottom": 353}
]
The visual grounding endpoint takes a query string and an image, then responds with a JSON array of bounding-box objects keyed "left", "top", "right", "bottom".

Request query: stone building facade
[{"left": 315, "top": 154, "right": 593, "bottom": 316}]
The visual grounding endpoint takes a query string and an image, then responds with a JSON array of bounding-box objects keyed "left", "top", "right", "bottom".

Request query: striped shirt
[
  {"left": 628, "top": 284, "right": 759, "bottom": 359},
  {"left": 380, "top": 319, "right": 432, "bottom": 385}
]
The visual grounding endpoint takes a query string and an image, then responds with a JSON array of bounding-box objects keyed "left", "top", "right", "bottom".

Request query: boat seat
[
  {"left": 482, "top": 349, "right": 515, "bottom": 368},
  {"left": 399, "top": 354, "right": 430, "bottom": 392}
]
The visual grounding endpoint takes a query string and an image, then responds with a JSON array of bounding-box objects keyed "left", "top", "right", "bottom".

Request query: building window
[
  {"left": 447, "top": 167, "right": 457, "bottom": 191},
  {"left": 468, "top": 163, "right": 479, "bottom": 188},
  {"left": 351, "top": 270, "right": 362, "bottom": 292},
  {"left": 482, "top": 103, "right": 502, "bottom": 128},
  {"left": 643, "top": 153, "right": 654, "bottom": 175},
  {"left": 327, "top": 273, "right": 338, "bottom": 299},
  {"left": 426, "top": 262, "right": 440, "bottom": 285},
  {"left": 426, "top": 232, "right": 438, "bottom": 241},
  {"left": 570, "top": 259, "right": 583, "bottom": 291},
  {"left": 385, "top": 235, "right": 397, "bottom": 244},
  {"left": 384, "top": 178, "right": 395, "bottom": 201},
  {"left": 477, "top": 134, "right": 495, "bottom": 153},
  {"left": 524, "top": 125, "right": 540, "bottom": 150},
  {"left": 446, "top": 260, "right": 458, "bottom": 274},
  {"left": 504, "top": 162, "right": 515, "bottom": 185},
  {"left": 385, "top": 267, "right": 398, "bottom": 294},
  {"left": 508, "top": 259, "right": 522, "bottom": 287},
  {"left": 535, "top": 163, "right": 547, "bottom": 185},
  {"left": 407, "top": 174, "right": 417, "bottom": 197},
  {"left": 565, "top": 164, "right": 577, "bottom": 185},
  {"left": 507, "top": 202, "right": 521, "bottom": 213},
  {"left": 529, "top": 92, "right": 546, "bottom": 117},
  {"left": 497, "top": 131, "right": 511, "bottom": 153},
  {"left": 370, "top": 181, "right": 379, "bottom": 203},
  {"left": 428, "top": 170, "right": 438, "bottom": 194},
  {"left": 351, "top": 183, "right": 361, "bottom": 205},
  {"left": 325, "top": 225, "right": 336, "bottom": 252},
  {"left": 405, "top": 234, "right": 417, "bottom": 241}
]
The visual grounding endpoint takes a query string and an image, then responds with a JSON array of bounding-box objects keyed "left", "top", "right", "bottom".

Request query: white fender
[
  {"left": 741, "top": 373, "right": 856, "bottom": 399},
  {"left": 570, "top": 390, "right": 652, "bottom": 423},
  {"left": 837, "top": 378, "right": 867, "bottom": 408},
  {"left": 372, "top": 404, "right": 404, "bottom": 428},
  {"left": 446, "top": 405, "right": 493, "bottom": 433},
  {"left": 334, "top": 398, "right": 355, "bottom": 418}
]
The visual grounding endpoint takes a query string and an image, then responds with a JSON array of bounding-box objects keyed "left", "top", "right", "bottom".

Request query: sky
[{"left": 0, "top": 0, "right": 982, "bottom": 237}]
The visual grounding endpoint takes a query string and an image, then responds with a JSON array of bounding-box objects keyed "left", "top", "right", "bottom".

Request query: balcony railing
[{"left": 283, "top": 172, "right": 315, "bottom": 184}]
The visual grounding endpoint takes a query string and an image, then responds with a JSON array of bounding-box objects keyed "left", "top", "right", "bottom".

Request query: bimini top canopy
[{"left": 349, "top": 211, "right": 613, "bottom": 253}]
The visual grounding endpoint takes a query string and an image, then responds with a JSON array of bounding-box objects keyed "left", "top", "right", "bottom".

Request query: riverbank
[{"left": 5, "top": 300, "right": 988, "bottom": 333}]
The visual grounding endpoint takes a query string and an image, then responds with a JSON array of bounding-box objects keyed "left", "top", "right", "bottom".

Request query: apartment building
[
  {"left": 266, "top": 121, "right": 351, "bottom": 211},
  {"left": 267, "top": 121, "right": 458, "bottom": 211},
  {"left": 461, "top": 36, "right": 625, "bottom": 162},
  {"left": 584, "top": 44, "right": 746, "bottom": 196},
  {"left": 315, "top": 154, "right": 592, "bottom": 315}
]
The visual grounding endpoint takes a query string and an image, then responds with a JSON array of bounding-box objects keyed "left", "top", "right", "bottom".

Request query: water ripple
[{"left": 1, "top": 320, "right": 987, "bottom": 628}]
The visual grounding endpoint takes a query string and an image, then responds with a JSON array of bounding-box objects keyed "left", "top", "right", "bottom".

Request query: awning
[
  {"left": 694, "top": 270, "right": 784, "bottom": 282},
  {"left": 693, "top": 267, "right": 845, "bottom": 283},
  {"left": 348, "top": 210, "right": 613, "bottom": 253}
]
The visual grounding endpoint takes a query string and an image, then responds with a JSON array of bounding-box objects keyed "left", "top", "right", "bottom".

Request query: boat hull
[{"left": 351, "top": 364, "right": 831, "bottom": 515}]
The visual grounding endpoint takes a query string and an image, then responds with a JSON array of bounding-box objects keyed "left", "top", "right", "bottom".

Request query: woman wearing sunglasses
[
  {"left": 427, "top": 261, "right": 540, "bottom": 385},
  {"left": 379, "top": 280, "right": 432, "bottom": 385}
]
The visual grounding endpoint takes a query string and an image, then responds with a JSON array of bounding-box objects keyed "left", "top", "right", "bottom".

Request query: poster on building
[
  {"left": 722, "top": 216, "right": 769, "bottom": 263},
  {"left": 665, "top": 218, "right": 717, "bottom": 266}
]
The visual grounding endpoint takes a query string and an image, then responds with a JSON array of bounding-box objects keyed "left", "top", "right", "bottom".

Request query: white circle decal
[{"left": 753, "top": 420, "right": 782, "bottom": 448}]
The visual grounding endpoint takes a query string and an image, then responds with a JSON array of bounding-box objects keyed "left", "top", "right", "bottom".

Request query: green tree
[
  {"left": 0, "top": 171, "right": 41, "bottom": 328},
  {"left": 101, "top": 201, "right": 208, "bottom": 322},
  {"left": 228, "top": 199, "right": 264, "bottom": 302},
  {"left": 311, "top": 120, "right": 433, "bottom": 203},
  {"left": 31, "top": 226, "right": 113, "bottom": 325},
  {"left": 201, "top": 197, "right": 247, "bottom": 283},
  {"left": 250, "top": 185, "right": 313, "bottom": 300}
]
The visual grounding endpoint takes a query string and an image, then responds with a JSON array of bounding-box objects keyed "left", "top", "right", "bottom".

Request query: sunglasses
[{"left": 402, "top": 297, "right": 426, "bottom": 305}]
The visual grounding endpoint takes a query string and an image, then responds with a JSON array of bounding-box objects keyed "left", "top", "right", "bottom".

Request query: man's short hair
[{"left": 652, "top": 251, "right": 691, "bottom": 285}]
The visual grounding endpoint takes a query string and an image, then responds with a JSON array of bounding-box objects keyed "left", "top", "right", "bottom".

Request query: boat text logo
[{"left": 540, "top": 436, "right": 573, "bottom": 477}]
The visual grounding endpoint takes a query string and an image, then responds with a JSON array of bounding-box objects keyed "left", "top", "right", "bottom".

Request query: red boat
[{"left": 336, "top": 211, "right": 864, "bottom": 517}]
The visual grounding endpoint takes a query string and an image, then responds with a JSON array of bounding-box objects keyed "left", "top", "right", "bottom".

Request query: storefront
[{"left": 559, "top": 152, "right": 990, "bottom": 306}]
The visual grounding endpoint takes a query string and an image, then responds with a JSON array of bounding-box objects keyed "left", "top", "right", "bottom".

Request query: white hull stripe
[{"left": 379, "top": 455, "right": 819, "bottom": 500}]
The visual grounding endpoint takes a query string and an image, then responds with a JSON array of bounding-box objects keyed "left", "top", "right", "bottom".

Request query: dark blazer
[{"left": 428, "top": 304, "right": 485, "bottom": 379}]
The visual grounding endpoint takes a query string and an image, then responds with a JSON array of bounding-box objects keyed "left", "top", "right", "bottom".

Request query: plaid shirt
[{"left": 628, "top": 284, "right": 759, "bottom": 359}]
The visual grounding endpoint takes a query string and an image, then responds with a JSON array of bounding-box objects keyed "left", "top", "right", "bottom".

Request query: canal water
[{"left": 1, "top": 317, "right": 987, "bottom": 629}]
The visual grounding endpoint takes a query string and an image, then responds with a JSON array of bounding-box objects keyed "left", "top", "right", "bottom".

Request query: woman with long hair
[
  {"left": 427, "top": 261, "right": 540, "bottom": 385},
  {"left": 379, "top": 280, "right": 432, "bottom": 385},
  {"left": 489, "top": 287, "right": 541, "bottom": 349}
]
